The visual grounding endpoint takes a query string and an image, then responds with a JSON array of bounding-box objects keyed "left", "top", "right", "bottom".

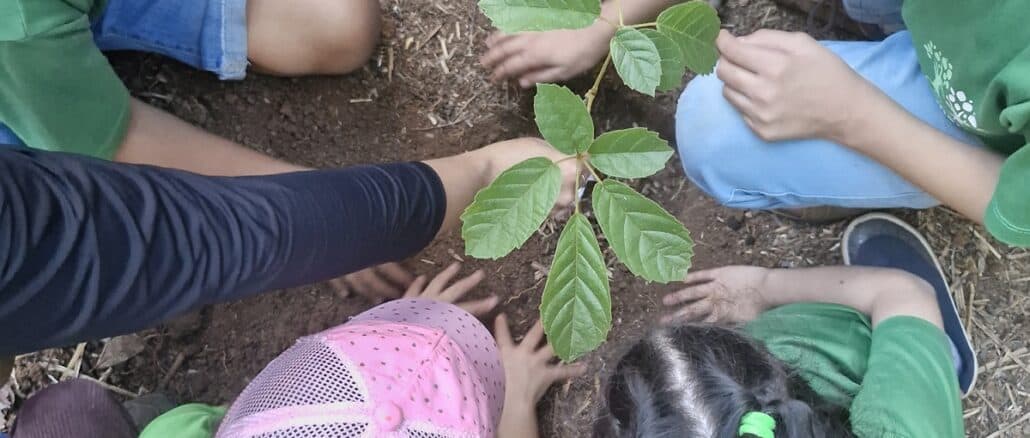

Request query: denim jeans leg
[
  {"left": 675, "top": 31, "right": 981, "bottom": 210},
  {"left": 842, "top": 0, "right": 906, "bottom": 31}
]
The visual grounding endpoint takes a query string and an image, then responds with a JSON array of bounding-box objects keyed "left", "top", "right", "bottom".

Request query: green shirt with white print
[{"left": 903, "top": 1, "right": 1030, "bottom": 246}]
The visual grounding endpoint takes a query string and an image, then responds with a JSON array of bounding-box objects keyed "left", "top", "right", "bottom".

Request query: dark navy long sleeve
[{"left": 0, "top": 148, "right": 445, "bottom": 355}]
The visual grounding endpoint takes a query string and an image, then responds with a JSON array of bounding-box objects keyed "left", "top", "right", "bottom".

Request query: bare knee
[
  {"left": 313, "top": 0, "right": 382, "bottom": 73},
  {"left": 248, "top": 0, "right": 382, "bottom": 76}
]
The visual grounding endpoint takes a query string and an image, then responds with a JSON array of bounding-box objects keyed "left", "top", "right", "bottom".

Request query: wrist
[
  {"left": 753, "top": 267, "right": 776, "bottom": 309},
  {"left": 831, "top": 81, "right": 895, "bottom": 150},
  {"left": 498, "top": 399, "right": 537, "bottom": 435}
]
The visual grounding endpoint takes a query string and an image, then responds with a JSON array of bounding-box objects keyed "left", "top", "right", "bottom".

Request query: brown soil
[{"left": 5, "top": 0, "right": 1028, "bottom": 437}]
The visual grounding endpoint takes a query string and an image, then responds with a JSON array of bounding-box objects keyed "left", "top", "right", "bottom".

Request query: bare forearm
[
  {"left": 582, "top": 0, "right": 679, "bottom": 42},
  {"left": 114, "top": 99, "right": 307, "bottom": 176},
  {"left": 602, "top": 0, "right": 678, "bottom": 24},
  {"left": 498, "top": 405, "right": 540, "bottom": 438},
  {"left": 840, "top": 93, "right": 1003, "bottom": 223},
  {"left": 422, "top": 150, "right": 492, "bottom": 237},
  {"left": 760, "top": 267, "right": 943, "bottom": 328}
]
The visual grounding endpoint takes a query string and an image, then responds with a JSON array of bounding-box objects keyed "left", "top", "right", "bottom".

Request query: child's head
[
  {"left": 599, "top": 324, "right": 851, "bottom": 438},
  {"left": 215, "top": 299, "right": 505, "bottom": 437}
]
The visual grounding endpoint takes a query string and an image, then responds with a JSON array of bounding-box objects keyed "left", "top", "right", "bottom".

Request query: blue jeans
[
  {"left": 675, "top": 2, "right": 982, "bottom": 210},
  {"left": 0, "top": 0, "right": 247, "bottom": 147}
]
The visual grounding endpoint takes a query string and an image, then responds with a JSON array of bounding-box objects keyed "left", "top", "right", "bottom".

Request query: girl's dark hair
[{"left": 596, "top": 325, "right": 853, "bottom": 438}]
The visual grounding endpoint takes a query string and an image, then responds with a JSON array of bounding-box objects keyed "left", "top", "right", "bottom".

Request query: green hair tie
[{"left": 738, "top": 412, "right": 776, "bottom": 438}]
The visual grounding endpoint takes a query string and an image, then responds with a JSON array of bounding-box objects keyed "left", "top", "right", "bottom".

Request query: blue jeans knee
[
  {"left": 842, "top": 0, "right": 905, "bottom": 29},
  {"left": 675, "top": 74, "right": 741, "bottom": 206}
]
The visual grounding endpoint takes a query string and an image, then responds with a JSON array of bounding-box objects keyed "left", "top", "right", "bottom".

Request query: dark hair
[{"left": 596, "top": 324, "right": 852, "bottom": 438}]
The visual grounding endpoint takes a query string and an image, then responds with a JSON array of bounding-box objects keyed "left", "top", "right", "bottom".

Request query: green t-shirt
[
  {"left": 745, "top": 303, "right": 963, "bottom": 438},
  {"left": 0, "top": 0, "right": 129, "bottom": 159},
  {"left": 139, "top": 403, "right": 227, "bottom": 438},
  {"left": 902, "top": 1, "right": 1030, "bottom": 246}
]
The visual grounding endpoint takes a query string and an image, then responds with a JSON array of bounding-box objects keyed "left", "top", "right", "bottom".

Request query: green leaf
[
  {"left": 540, "top": 213, "right": 611, "bottom": 361},
  {"left": 461, "top": 157, "right": 561, "bottom": 259},
  {"left": 656, "top": 1, "right": 720, "bottom": 75},
  {"left": 592, "top": 180, "right": 694, "bottom": 283},
  {"left": 610, "top": 28, "right": 662, "bottom": 96},
  {"left": 534, "top": 84, "right": 594, "bottom": 154},
  {"left": 587, "top": 128, "right": 673, "bottom": 179},
  {"left": 478, "top": 0, "right": 601, "bottom": 33},
  {"left": 639, "top": 29, "right": 687, "bottom": 92}
]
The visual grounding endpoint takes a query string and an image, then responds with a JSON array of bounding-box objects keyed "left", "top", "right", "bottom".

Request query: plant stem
[
  {"left": 584, "top": 52, "right": 612, "bottom": 112},
  {"left": 598, "top": 16, "right": 619, "bottom": 28},
  {"left": 573, "top": 158, "right": 582, "bottom": 213},
  {"left": 584, "top": 161, "right": 603, "bottom": 182},
  {"left": 629, "top": 22, "right": 657, "bottom": 28},
  {"left": 614, "top": 0, "right": 625, "bottom": 26},
  {"left": 556, "top": 155, "right": 578, "bottom": 164}
]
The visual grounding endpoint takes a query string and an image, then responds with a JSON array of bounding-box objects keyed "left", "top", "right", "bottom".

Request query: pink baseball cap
[{"left": 215, "top": 299, "right": 505, "bottom": 437}]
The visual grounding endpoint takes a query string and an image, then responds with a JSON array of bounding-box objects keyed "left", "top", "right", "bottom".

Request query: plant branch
[
  {"left": 584, "top": 161, "right": 603, "bottom": 182},
  {"left": 584, "top": 52, "right": 612, "bottom": 112},
  {"left": 614, "top": 0, "right": 625, "bottom": 26},
  {"left": 556, "top": 155, "right": 578, "bottom": 164},
  {"left": 573, "top": 158, "right": 582, "bottom": 213},
  {"left": 629, "top": 22, "right": 657, "bottom": 28}
]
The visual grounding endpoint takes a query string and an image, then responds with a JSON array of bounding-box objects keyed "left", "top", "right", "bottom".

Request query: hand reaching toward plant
[
  {"left": 481, "top": 26, "right": 613, "bottom": 88},
  {"left": 402, "top": 262, "right": 500, "bottom": 317},
  {"left": 329, "top": 262, "right": 415, "bottom": 303},
  {"left": 662, "top": 266, "right": 772, "bottom": 324},
  {"left": 715, "top": 29, "right": 883, "bottom": 143},
  {"left": 495, "top": 315, "right": 587, "bottom": 438},
  {"left": 664, "top": 265, "right": 945, "bottom": 328},
  {"left": 478, "top": 137, "right": 580, "bottom": 205},
  {"left": 480, "top": 0, "right": 692, "bottom": 89}
]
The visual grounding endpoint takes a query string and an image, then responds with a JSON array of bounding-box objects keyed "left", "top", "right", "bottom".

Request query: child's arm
[
  {"left": 112, "top": 99, "right": 308, "bottom": 176},
  {"left": 663, "top": 266, "right": 944, "bottom": 328},
  {"left": 495, "top": 317, "right": 587, "bottom": 438},
  {"left": 481, "top": 0, "right": 683, "bottom": 88},
  {"left": 0, "top": 139, "right": 574, "bottom": 356},
  {"left": 712, "top": 30, "right": 1003, "bottom": 225}
]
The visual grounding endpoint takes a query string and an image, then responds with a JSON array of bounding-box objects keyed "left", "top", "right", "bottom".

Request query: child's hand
[
  {"left": 477, "top": 137, "right": 580, "bottom": 205},
  {"left": 402, "top": 262, "right": 499, "bottom": 317},
  {"left": 715, "top": 29, "right": 881, "bottom": 143},
  {"left": 480, "top": 25, "right": 613, "bottom": 88},
  {"left": 662, "top": 266, "right": 772, "bottom": 324},
  {"left": 329, "top": 262, "right": 414, "bottom": 303},
  {"left": 495, "top": 315, "right": 587, "bottom": 416}
]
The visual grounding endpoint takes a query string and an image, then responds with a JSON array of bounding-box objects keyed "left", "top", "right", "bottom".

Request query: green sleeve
[
  {"left": 984, "top": 52, "right": 1030, "bottom": 247},
  {"left": 849, "top": 317, "right": 964, "bottom": 438},
  {"left": 744, "top": 303, "right": 871, "bottom": 409},
  {"left": 0, "top": 3, "right": 129, "bottom": 159},
  {"left": 985, "top": 142, "right": 1030, "bottom": 247},
  {"left": 140, "top": 404, "right": 227, "bottom": 438}
]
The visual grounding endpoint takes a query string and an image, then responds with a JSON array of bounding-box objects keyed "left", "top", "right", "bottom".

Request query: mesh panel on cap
[
  {"left": 228, "top": 337, "right": 365, "bottom": 421},
  {"left": 253, "top": 423, "right": 367, "bottom": 437},
  {"left": 406, "top": 430, "right": 448, "bottom": 438}
]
